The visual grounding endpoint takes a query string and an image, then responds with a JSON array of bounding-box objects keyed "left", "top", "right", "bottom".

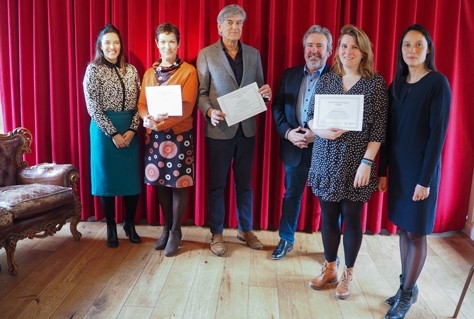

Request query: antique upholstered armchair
[{"left": 0, "top": 127, "right": 82, "bottom": 275}]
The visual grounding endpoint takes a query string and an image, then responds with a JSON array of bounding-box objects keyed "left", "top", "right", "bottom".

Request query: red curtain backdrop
[{"left": 1, "top": 0, "right": 472, "bottom": 234}]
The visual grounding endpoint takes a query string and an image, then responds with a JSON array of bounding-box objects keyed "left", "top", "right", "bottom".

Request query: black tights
[
  {"left": 100, "top": 195, "right": 139, "bottom": 225},
  {"left": 157, "top": 186, "right": 189, "bottom": 231},
  {"left": 399, "top": 229, "right": 427, "bottom": 290},
  {"left": 319, "top": 199, "right": 364, "bottom": 268}
]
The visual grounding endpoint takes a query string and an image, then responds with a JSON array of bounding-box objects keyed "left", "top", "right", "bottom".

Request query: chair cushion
[{"left": 0, "top": 184, "right": 74, "bottom": 224}]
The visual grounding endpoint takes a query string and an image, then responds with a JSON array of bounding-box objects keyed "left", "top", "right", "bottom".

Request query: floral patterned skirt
[{"left": 144, "top": 129, "right": 194, "bottom": 188}]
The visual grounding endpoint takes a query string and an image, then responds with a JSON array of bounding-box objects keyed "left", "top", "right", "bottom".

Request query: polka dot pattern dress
[
  {"left": 307, "top": 72, "right": 388, "bottom": 202},
  {"left": 144, "top": 129, "right": 194, "bottom": 188}
]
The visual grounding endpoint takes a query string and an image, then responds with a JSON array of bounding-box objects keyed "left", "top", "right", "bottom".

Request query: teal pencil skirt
[{"left": 90, "top": 111, "right": 140, "bottom": 196}]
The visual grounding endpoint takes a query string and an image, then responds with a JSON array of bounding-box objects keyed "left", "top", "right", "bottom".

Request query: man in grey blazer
[
  {"left": 271, "top": 25, "right": 333, "bottom": 260},
  {"left": 197, "top": 4, "right": 272, "bottom": 257}
]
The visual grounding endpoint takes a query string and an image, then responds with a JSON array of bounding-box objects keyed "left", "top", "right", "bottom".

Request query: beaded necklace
[{"left": 154, "top": 57, "right": 183, "bottom": 85}]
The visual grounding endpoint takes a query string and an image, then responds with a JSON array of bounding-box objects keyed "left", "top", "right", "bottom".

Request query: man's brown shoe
[
  {"left": 210, "top": 233, "right": 226, "bottom": 256},
  {"left": 237, "top": 230, "right": 263, "bottom": 250}
]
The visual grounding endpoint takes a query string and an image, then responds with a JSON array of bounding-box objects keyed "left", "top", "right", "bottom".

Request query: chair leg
[
  {"left": 453, "top": 265, "right": 474, "bottom": 318},
  {"left": 5, "top": 240, "right": 19, "bottom": 275}
]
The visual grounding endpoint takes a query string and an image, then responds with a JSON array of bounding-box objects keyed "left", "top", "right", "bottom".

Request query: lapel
[
  {"left": 294, "top": 67, "right": 305, "bottom": 125},
  {"left": 321, "top": 64, "right": 331, "bottom": 76},
  {"left": 290, "top": 66, "right": 305, "bottom": 96},
  {"left": 241, "top": 44, "right": 251, "bottom": 87},
  {"left": 216, "top": 40, "right": 238, "bottom": 86}
]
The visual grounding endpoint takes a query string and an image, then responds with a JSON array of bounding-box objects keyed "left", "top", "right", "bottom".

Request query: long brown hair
[{"left": 332, "top": 24, "right": 375, "bottom": 78}]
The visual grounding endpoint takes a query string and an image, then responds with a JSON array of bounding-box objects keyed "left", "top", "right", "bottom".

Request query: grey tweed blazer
[{"left": 197, "top": 39, "right": 265, "bottom": 139}]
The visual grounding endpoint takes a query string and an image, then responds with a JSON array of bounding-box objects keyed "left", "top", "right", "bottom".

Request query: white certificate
[
  {"left": 145, "top": 85, "right": 182, "bottom": 116},
  {"left": 216, "top": 82, "right": 267, "bottom": 126},
  {"left": 312, "top": 94, "right": 364, "bottom": 131}
]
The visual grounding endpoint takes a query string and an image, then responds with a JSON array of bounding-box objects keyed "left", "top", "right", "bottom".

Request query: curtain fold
[{"left": 1, "top": 0, "right": 472, "bottom": 234}]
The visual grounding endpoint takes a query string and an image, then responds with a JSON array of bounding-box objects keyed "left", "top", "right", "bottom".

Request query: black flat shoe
[{"left": 271, "top": 239, "right": 293, "bottom": 260}]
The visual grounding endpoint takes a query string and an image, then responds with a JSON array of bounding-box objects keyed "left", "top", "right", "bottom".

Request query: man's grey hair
[
  {"left": 217, "top": 4, "right": 247, "bottom": 24},
  {"left": 302, "top": 25, "right": 333, "bottom": 54}
]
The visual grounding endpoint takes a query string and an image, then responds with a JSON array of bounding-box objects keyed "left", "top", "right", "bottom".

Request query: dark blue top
[{"left": 379, "top": 71, "right": 451, "bottom": 234}]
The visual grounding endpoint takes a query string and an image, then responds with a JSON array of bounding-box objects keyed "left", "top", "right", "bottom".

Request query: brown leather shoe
[
  {"left": 210, "top": 233, "right": 226, "bottom": 256},
  {"left": 335, "top": 266, "right": 354, "bottom": 299},
  {"left": 308, "top": 260, "right": 338, "bottom": 290},
  {"left": 237, "top": 230, "right": 263, "bottom": 250}
]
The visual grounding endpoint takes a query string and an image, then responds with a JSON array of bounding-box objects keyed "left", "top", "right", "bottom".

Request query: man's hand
[{"left": 207, "top": 108, "right": 226, "bottom": 126}]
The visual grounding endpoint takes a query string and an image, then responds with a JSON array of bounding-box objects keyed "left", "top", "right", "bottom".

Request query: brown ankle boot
[
  {"left": 164, "top": 230, "right": 181, "bottom": 257},
  {"left": 335, "top": 266, "right": 354, "bottom": 299},
  {"left": 154, "top": 226, "right": 170, "bottom": 250},
  {"left": 309, "top": 260, "right": 338, "bottom": 290}
]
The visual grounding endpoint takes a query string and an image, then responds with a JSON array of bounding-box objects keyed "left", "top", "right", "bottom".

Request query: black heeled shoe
[
  {"left": 107, "top": 224, "right": 118, "bottom": 248},
  {"left": 154, "top": 226, "right": 170, "bottom": 250},
  {"left": 123, "top": 221, "right": 141, "bottom": 244},
  {"left": 385, "top": 287, "right": 417, "bottom": 319},
  {"left": 385, "top": 275, "right": 418, "bottom": 306}
]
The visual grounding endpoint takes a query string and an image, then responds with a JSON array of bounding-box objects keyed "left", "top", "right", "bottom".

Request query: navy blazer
[{"left": 272, "top": 64, "right": 331, "bottom": 167}]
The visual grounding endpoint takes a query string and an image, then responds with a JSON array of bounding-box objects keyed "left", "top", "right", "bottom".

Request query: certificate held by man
[
  {"left": 216, "top": 82, "right": 267, "bottom": 126},
  {"left": 312, "top": 94, "right": 364, "bottom": 131},
  {"left": 145, "top": 85, "right": 183, "bottom": 116}
]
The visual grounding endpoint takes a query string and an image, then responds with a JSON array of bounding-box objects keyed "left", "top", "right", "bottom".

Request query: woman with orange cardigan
[{"left": 138, "top": 22, "right": 198, "bottom": 257}]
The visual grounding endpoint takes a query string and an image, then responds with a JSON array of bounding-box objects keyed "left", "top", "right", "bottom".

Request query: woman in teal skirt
[{"left": 83, "top": 24, "right": 142, "bottom": 248}]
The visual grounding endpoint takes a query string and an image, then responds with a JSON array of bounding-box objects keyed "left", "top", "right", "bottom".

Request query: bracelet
[
  {"left": 361, "top": 158, "right": 373, "bottom": 166},
  {"left": 363, "top": 157, "right": 374, "bottom": 163}
]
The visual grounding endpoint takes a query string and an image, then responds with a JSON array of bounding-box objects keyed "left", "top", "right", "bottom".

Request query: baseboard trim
[{"left": 464, "top": 222, "right": 474, "bottom": 241}]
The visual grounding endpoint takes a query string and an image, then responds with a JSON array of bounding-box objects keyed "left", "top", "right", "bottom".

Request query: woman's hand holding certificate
[
  {"left": 314, "top": 128, "right": 348, "bottom": 140},
  {"left": 308, "top": 119, "right": 348, "bottom": 140},
  {"left": 143, "top": 113, "right": 169, "bottom": 131}
]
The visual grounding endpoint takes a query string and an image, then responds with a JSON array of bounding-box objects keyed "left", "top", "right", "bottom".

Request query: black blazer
[{"left": 272, "top": 64, "right": 331, "bottom": 167}]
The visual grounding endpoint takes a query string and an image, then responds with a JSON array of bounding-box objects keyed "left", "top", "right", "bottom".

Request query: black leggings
[
  {"left": 319, "top": 199, "right": 364, "bottom": 268},
  {"left": 100, "top": 195, "right": 139, "bottom": 225}
]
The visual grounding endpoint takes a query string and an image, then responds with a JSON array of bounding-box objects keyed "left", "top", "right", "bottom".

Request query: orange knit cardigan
[{"left": 137, "top": 61, "right": 198, "bottom": 134}]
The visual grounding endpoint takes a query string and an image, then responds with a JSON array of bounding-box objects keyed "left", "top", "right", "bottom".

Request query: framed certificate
[
  {"left": 145, "top": 85, "right": 183, "bottom": 116},
  {"left": 216, "top": 82, "right": 267, "bottom": 126},
  {"left": 312, "top": 94, "right": 364, "bottom": 131}
]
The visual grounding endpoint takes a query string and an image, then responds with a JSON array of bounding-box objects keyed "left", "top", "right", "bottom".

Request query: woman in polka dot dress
[
  {"left": 138, "top": 23, "right": 198, "bottom": 257},
  {"left": 306, "top": 25, "right": 388, "bottom": 299}
]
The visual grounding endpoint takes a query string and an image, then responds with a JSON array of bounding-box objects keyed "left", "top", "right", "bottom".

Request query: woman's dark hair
[
  {"left": 392, "top": 24, "right": 436, "bottom": 100},
  {"left": 92, "top": 24, "right": 125, "bottom": 70},
  {"left": 155, "top": 22, "right": 180, "bottom": 44}
]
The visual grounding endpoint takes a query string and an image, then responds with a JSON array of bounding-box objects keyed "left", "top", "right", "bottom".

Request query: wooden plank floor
[{"left": 0, "top": 222, "right": 473, "bottom": 319}]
